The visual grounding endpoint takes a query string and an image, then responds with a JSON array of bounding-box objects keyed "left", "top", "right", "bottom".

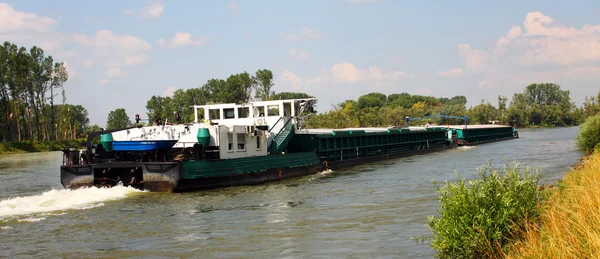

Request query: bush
[
  {"left": 576, "top": 114, "right": 600, "bottom": 154},
  {"left": 0, "top": 139, "right": 85, "bottom": 154},
  {"left": 421, "top": 162, "right": 545, "bottom": 258}
]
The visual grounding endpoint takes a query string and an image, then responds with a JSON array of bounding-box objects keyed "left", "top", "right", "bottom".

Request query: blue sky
[{"left": 2, "top": 0, "right": 600, "bottom": 126}]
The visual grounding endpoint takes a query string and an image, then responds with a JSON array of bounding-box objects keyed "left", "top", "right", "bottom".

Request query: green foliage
[
  {"left": 357, "top": 92, "right": 387, "bottom": 109},
  {"left": 0, "top": 139, "right": 84, "bottom": 154},
  {"left": 467, "top": 102, "right": 498, "bottom": 124},
  {"left": 582, "top": 91, "right": 600, "bottom": 118},
  {"left": 146, "top": 70, "right": 316, "bottom": 124},
  {"left": 422, "top": 162, "right": 545, "bottom": 259},
  {"left": 254, "top": 69, "right": 275, "bottom": 100},
  {"left": 0, "top": 41, "right": 77, "bottom": 142},
  {"left": 272, "top": 92, "right": 314, "bottom": 100},
  {"left": 576, "top": 115, "right": 600, "bottom": 153},
  {"left": 308, "top": 92, "right": 469, "bottom": 128},
  {"left": 106, "top": 108, "right": 130, "bottom": 130}
]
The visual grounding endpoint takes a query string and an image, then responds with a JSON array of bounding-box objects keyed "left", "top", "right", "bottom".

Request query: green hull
[
  {"left": 455, "top": 126, "right": 518, "bottom": 145},
  {"left": 182, "top": 151, "right": 321, "bottom": 179}
]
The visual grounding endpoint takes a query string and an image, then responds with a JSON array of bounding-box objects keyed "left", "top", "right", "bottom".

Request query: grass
[
  {"left": 0, "top": 139, "right": 86, "bottom": 155},
  {"left": 504, "top": 151, "right": 600, "bottom": 258}
]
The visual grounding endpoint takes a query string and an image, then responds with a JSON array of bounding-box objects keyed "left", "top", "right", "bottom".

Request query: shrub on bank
[
  {"left": 576, "top": 114, "right": 600, "bottom": 154},
  {"left": 0, "top": 139, "right": 85, "bottom": 154},
  {"left": 423, "top": 162, "right": 545, "bottom": 258}
]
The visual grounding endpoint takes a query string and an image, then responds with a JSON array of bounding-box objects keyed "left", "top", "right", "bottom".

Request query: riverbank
[
  {"left": 0, "top": 140, "right": 84, "bottom": 155},
  {"left": 504, "top": 151, "right": 600, "bottom": 258}
]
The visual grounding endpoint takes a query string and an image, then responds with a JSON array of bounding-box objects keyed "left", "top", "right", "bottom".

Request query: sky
[{"left": 1, "top": 0, "right": 600, "bottom": 127}]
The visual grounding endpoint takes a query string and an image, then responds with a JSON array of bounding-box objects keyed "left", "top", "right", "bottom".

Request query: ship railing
[
  {"left": 268, "top": 116, "right": 284, "bottom": 132},
  {"left": 269, "top": 117, "right": 295, "bottom": 153}
]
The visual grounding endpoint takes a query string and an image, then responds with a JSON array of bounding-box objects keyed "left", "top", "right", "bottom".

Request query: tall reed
[{"left": 505, "top": 151, "right": 600, "bottom": 258}]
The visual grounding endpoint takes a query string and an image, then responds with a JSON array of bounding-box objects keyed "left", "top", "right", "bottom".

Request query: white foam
[{"left": 0, "top": 186, "right": 144, "bottom": 221}]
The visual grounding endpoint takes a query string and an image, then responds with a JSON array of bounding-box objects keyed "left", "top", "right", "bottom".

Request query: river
[{"left": 0, "top": 127, "right": 583, "bottom": 258}]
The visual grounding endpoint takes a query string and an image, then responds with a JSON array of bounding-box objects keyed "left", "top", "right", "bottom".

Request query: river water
[{"left": 0, "top": 127, "right": 583, "bottom": 258}]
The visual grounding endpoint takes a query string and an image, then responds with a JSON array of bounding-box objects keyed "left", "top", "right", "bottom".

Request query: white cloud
[
  {"left": 494, "top": 26, "right": 522, "bottom": 53},
  {"left": 84, "top": 59, "right": 94, "bottom": 67},
  {"left": 124, "top": 2, "right": 164, "bottom": 19},
  {"left": 228, "top": 3, "right": 239, "bottom": 14},
  {"left": 277, "top": 28, "right": 323, "bottom": 41},
  {"left": 99, "top": 79, "right": 109, "bottom": 85},
  {"left": 519, "top": 12, "right": 600, "bottom": 66},
  {"left": 289, "top": 49, "right": 312, "bottom": 60},
  {"left": 566, "top": 66, "right": 600, "bottom": 80},
  {"left": 307, "top": 62, "right": 405, "bottom": 85},
  {"left": 73, "top": 29, "right": 151, "bottom": 53},
  {"left": 0, "top": 3, "right": 73, "bottom": 58},
  {"left": 162, "top": 86, "right": 177, "bottom": 97},
  {"left": 74, "top": 29, "right": 152, "bottom": 77},
  {"left": 0, "top": 3, "right": 56, "bottom": 33},
  {"left": 104, "top": 68, "right": 124, "bottom": 78},
  {"left": 458, "top": 43, "right": 492, "bottom": 72},
  {"left": 453, "top": 10, "right": 600, "bottom": 86},
  {"left": 278, "top": 69, "right": 303, "bottom": 90},
  {"left": 158, "top": 32, "right": 209, "bottom": 48},
  {"left": 438, "top": 67, "right": 464, "bottom": 77}
]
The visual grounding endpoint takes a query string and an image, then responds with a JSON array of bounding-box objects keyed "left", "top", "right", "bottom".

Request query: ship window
[
  {"left": 237, "top": 133, "right": 246, "bottom": 151},
  {"left": 256, "top": 136, "right": 261, "bottom": 150},
  {"left": 209, "top": 109, "right": 220, "bottom": 120},
  {"left": 283, "top": 102, "right": 292, "bottom": 116},
  {"left": 267, "top": 105, "right": 280, "bottom": 116},
  {"left": 254, "top": 106, "right": 265, "bottom": 117},
  {"left": 238, "top": 107, "right": 250, "bottom": 118},
  {"left": 227, "top": 133, "right": 233, "bottom": 151},
  {"left": 224, "top": 108, "right": 235, "bottom": 119}
]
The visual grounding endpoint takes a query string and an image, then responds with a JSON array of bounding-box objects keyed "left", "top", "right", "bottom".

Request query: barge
[{"left": 60, "top": 98, "right": 518, "bottom": 192}]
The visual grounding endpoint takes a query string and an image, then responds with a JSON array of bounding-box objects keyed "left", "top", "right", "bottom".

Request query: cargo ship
[{"left": 60, "top": 98, "right": 518, "bottom": 192}]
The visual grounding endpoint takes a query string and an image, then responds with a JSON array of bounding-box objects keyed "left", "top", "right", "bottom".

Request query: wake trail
[{"left": 0, "top": 185, "right": 144, "bottom": 222}]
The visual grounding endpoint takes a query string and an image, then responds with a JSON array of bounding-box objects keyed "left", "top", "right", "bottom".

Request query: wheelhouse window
[
  {"left": 267, "top": 105, "right": 280, "bottom": 116},
  {"left": 237, "top": 107, "right": 250, "bottom": 118},
  {"left": 283, "top": 102, "right": 292, "bottom": 116},
  {"left": 224, "top": 108, "right": 235, "bottom": 119},
  {"left": 256, "top": 136, "right": 261, "bottom": 150},
  {"left": 209, "top": 109, "right": 220, "bottom": 120},
  {"left": 237, "top": 133, "right": 246, "bottom": 151},
  {"left": 227, "top": 133, "right": 233, "bottom": 151},
  {"left": 254, "top": 106, "right": 265, "bottom": 117}
]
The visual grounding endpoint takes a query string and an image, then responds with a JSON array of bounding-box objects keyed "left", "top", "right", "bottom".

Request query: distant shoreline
[{"left": 0, "top": 140, "right": 85, "bottom": 155}]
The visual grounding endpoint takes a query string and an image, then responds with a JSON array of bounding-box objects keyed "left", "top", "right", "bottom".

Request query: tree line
[
  {"left": 0, "top": 41, "right": 91, "bottom": 142},
  {"left": 106, "top": 69, "right": 314, "bottom": 129},
  {"left": 107, "top": 75, "right": 598, "bottom": 130},
  {"left": 306, "top": 83, "right": 594, "bottom": 128}
]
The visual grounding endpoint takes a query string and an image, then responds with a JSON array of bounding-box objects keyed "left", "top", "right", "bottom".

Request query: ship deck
[{"left": 296, "top": 124, "right": 512, "bottom": 135}]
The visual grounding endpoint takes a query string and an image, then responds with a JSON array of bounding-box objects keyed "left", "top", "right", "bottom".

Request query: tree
[
  {"left": 467, "top": 103, "right": 498, "bottom": 124},
  {"left": 0, "top": 41, "right": 74, "bottom": 142},
  {"left": 254, "top": 69, "right": 274, "bottom": 101},
  {"left": 106, "top": 108, "right": 130, "bottom": 130},
  {"left": 357, "top": 92, "right": 387, "bottom": 109},
  {"left": 51, "top": 62, "right": 68, "bottom": 140}
]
